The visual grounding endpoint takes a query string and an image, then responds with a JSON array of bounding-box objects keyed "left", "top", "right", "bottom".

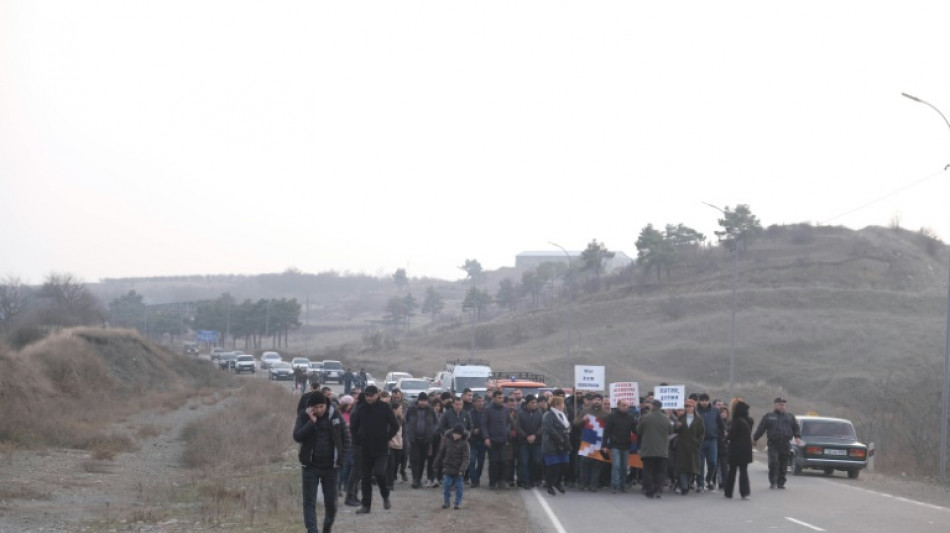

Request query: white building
[{"left": 515, "top": 250, "right": 634, "bottom": 272}]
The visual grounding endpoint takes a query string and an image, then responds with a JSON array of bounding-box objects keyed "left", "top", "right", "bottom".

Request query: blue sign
[{"left": 197, "top": 330, "right": 219, "bottom": 343}]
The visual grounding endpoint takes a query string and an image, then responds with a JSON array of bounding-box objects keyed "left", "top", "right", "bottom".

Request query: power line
[{"left": 821, "top": 164, "right": 949, "bottom": 225}]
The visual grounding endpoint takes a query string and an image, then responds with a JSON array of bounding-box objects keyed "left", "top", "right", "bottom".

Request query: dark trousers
[
  {"left": 409, "top": 440, "right": 428, "bottom": 483},
  {"left": 360, "top": 452, "right": 389, "bottom": 509},
  {"left": 544, "top": 462, "right": 565, "bottom": 490},
  {"left": 345, "top": 446, "right": 362, "bottom": 501},
  {"left": 724, "top": 462, "right": 750, "bottom": 498},
  {"left": 717, "top": 454, "right": 729, "bottom": 488},
  {"left": 518, "top": 441, "right": 542, "bottom": 486},
  {"left": 468, "top": 441, "right": 486, "bottom": 484},
  {"left": 488, "top": 441, "right": 507, "bottom": 487},
  {"left": 641, "top": 456, "right": 668, "bottom": 497},
  {"left": 387, "top": 447, "right": 404, "bottom": 489},
  {"left": 578, "top": 456, "right": 604, "bottom": 489},
  {"left": 302, "top": 466, "right": 337, "bottom": 533},
  {"left": 767, "top": 445, "right": 790, "bottom": 487}
]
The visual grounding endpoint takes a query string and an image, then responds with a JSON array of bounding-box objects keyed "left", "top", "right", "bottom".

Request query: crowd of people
[{"left": 292, "top": 380, "right": 802, "bottom": 533}]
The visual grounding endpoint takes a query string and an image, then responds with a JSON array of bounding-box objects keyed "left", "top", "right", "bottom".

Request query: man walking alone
[{"left": 753, "top": 397, "right": 802, "bottom": 489}]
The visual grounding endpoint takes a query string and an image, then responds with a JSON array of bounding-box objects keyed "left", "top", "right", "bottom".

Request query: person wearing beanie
[
  {"left": 753, "top": 397, "right": 802, "bottom": 489},
  {"left": 434, "top": 423, "right": 470, "bottom": 509},
  {"left": 673, "top": 398, "right": 705, "bottom": 495},
  {"left": 405, "top": 392, "right": 438, "bottom": 489},
  {"left": 349, "top": 385, "right": 399, "bottom": 514},
  {"left": 293, "top": 390, "right": 347, "bottom": 533}
]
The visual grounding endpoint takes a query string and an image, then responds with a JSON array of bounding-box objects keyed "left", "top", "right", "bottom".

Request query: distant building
[{"left": 515, "top": 250, "right": 634, "bottom": 272}]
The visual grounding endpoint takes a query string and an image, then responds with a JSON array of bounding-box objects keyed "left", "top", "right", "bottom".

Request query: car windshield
[
  {"left": 803, "top": 421, "right": 857, "bottom": 439},
  {"left": 273, "top": 362, "right": 291, "bottom": 369},
  {"left": 264, "top": 354, "right": 280, "bottom": 360},
  {"left": 237, "top": 355, "right": 253, "bottom": 361},
  {"left": 392, "top": 373, "right": 412, "bottom": 381},
  {"left": 323, "top": 362, "right": 342, "bottom": 370},
  {"left": 400, "top": 380, "right": 428, "bottom": 390},
  {"left": 455, "top": 377, "right": 488, "bottom": 390},
  {"left": 292, "top": 358, "right": 309, "bottom": 364}
]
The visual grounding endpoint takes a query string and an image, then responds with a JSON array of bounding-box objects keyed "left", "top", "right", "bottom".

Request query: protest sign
[
  {"left": 654, "top": 385, "right": 685, "bottom": 409},
  {"left": 608, "top": 381, "right": 639, "bottom": 408}
]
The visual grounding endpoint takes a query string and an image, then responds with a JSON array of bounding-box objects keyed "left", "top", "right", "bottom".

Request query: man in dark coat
[
  {"left": 467, "top": 395, "right": 487, "bottom": 487},
  {"left": 480, "top": 390, "right": 511, "bottom": 490},
  {"left": 515, "top": 395, "right": 543, "bottom": 488},
  {"left": 293, "top": 391, "right": 346, "bottom": 533},
  {"left": 604, "top": 399, "right": 637, "bottom": 493},
  {"left": 637, "top": 399, "right": 672, "bottom": 499},
  {"left": 349, "top": 385, "right": 399, "bottom": 514},
  {"left": 405, "top": 392, "right": 438, "bottom": 488},
  {"left": 753, "top": 397, "right": 802, "bottom": 489}
]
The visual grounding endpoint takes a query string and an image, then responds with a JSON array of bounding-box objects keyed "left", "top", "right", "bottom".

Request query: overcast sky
[{"left": 3, "top": 1, "right": 950, "bottom": 284}]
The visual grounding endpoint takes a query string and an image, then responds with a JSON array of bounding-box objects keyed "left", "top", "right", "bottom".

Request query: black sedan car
[
  {"left": 268, "top": 361, "right": 294, "bottom": 381},
  {"left": 790, "top": 416, "right": 868, "bottom": 479}
]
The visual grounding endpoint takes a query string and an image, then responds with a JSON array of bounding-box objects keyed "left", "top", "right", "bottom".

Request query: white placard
[
  {"left": 609, "top": 382, "right": 639, "bottom": 408},
  {"left": 574, "top": 365, "right": 605, "bottom": 391},
  {"left": 654, "top": 385, "right": 685, "bottom": 409}
]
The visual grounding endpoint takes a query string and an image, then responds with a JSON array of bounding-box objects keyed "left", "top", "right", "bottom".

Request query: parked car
[
  {"left": 385, "top": 372, "right": 413, "bottom": 391},
  {"left": 790, "top": 415, "right": 868, "bottom": 479},
  {"left": 269, "top": 361, "right": 294, "bottom": 381},
  {"left": 233, "top": 354, "right": 256, "bottom": 374},
  {"left": 395, "top": 378, "right": 429, "bottom": 402},
  {"left": 218, "top": 353, "right": 239, "bottom": 370},
  {"left": 210, "top": 347, "right": 226, "bottom": 361},
  {"left": 321, "top": 360, "right": 344, "bottom": 383},
  {"left": 308, "top": 362, "right": 324, "bottom": 379},
  {"left": 260, "top": 351, "right": 282, "bottom": 370},
  {"left": 291, "top": 357, "right": 311, "bottom": 372}
]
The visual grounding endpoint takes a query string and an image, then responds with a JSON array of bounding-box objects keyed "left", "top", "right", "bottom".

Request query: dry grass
[
  {"left": 0, "top": 328, "right": 234, "bottom": 453},
  {"left": 0, "top": 483, "right": 53, "bottom": 500}
]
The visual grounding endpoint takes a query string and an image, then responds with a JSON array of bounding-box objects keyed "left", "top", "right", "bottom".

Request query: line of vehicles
[{"left": 208, "top": 348, "right": 353, "bottom": 384}]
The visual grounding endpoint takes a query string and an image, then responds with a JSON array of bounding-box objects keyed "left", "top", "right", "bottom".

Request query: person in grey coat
[
  {"left": 636, "top": 399, "right": 672, "bottom": 499},
  {"left": 753, "top": 397, "right": 802, "bottom": 489}
]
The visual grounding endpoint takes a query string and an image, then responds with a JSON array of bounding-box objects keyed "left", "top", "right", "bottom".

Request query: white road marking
[
  {"left": 842, "top": 484, "right": 949, "bottom": 511},
  {"left": 785, "top": 517, "right": 826, "bottom": 531},
  {"left": 532, "top": 488, "right": 568, "bottom": 533}
]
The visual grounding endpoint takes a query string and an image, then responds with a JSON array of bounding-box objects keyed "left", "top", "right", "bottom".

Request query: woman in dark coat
[
  {"left": 673, "top": 399, "right": 705, "bottom": 495},
  {"left": 541, "top": 396, "right": 571, "bottom": 496},
  {"left": 724, "top": 400, "right": 754, "bottom": 499}
]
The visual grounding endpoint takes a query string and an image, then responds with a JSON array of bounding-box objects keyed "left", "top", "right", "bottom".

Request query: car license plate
[{"left": 824, "top": 448, "right": 847, "bottom": 456}]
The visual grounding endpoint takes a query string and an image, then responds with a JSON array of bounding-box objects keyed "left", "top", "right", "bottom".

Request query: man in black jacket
[
  {"left": 293, "top": 391, "right": 346, "bottom": 533},
  {"left": 515, "top": 395, "right": 543, "bottom": 488},
  {"left": 480, "top": 390, "right": 511, "bottom": 490},
  {"left": 405, "top": 392, "right": 438, "bottom": 488},
  {"left": 349, "top": 385, "right": 399, "bottom": 514}
]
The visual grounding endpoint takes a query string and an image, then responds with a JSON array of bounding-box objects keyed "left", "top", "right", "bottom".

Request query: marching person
[
  {"left": 753, "top": 397, "right": 802, "bottom": 489},
  {"left": 349, "top": 385, "right": 399, "bottom": 514},
  {"left": 293, "top": 391, "right": 346, "bottom": 533},
  {"left": 673, "top": 399, "right": 705, "bottom": 495},
  {"left": 541, "top": 395, "right": 570, "bottom": 496},
  {"left": 637, "top": 399, "right": 672, "bottom": 499},
  {"left": 434, "top": 424, "right": 471, "bottom": 510},
  {"left": 724, "top": 400, "right": 754, "bottom": 500}
]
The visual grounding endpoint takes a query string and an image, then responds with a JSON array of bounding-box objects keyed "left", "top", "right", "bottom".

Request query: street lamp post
[
  {"left": 550, "top": 242, "right": 573, "bottom": 389},
  {"left": 902, "top": 91, "right": 950, "bottom": 483},
  {"left": 703, "top": 202, "right": 737, "bottom": 398}
]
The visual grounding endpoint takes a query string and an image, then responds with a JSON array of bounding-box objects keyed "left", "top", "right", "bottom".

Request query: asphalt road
[{"left": 520, "top": 458, "right": 949, "bottom": 533}]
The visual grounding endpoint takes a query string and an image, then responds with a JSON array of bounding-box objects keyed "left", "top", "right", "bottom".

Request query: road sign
[{"left": 197, "top": 330, "right": 219, "bottom": 343}]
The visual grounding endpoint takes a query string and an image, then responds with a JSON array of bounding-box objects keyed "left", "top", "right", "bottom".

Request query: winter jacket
[
  {"left": 541, "top": 409, "right": 571, "bottom": 456},
  {"left": 469, "top": 407, "right": 485, "bottom": 443},
  {"left": 481, "top": 401, "right": 511, "bottom": 443},
  {"left": 293, "top": 404, "right": 347, "bottom": 469},
  {"left": 753, "top": 410, "right": 801, "bottom": 452},
  {"left": 674, "top": 413, "right": 705, "bottom": 475},
  {"left": 604, "top": 410, "right": 637, "bottom": 450},
  {"left": 637, "top": 410, "right": 672, "bottom": 458},
  {"left": 438, "top": 408, "right": 474, "bottom": 436},
  {"left": 697, "top": 403, "right": 722, "bottom": 440},
  {"left": 434, "top": 432, "right": 471, "bottom": 476},
  {"left": 405, "top": 404, "right": 439, "bottom": 443},
  {"left": 349, "top": 399, "right": 399, "bottom": 457},
  {"left": 515, "top": 407, "right": 544, "bottom": 444}
]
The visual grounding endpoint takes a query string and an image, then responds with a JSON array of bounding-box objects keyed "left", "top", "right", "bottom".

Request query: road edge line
[{"left": 532, "top": 488, "right": 568, "bottom": 533}]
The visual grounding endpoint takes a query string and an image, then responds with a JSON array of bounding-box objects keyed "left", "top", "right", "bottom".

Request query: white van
[{"left": 442, "top": 360, "right": 491, "bottom": 394}]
